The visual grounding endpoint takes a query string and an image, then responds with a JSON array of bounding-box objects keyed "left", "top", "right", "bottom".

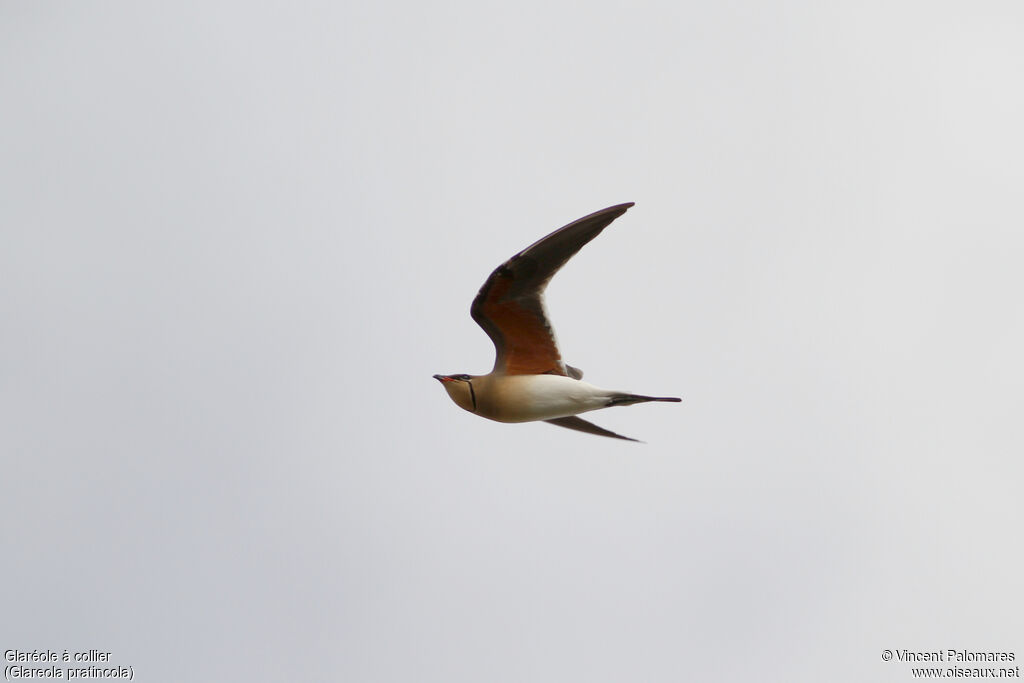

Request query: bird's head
[{"left": 432, "top": 374, "right": 476, "bottom": 413}]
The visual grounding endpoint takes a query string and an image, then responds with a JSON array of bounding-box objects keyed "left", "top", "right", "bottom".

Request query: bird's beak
[{"left": 432, "top": 374, "right": 448, "bottom": 382}]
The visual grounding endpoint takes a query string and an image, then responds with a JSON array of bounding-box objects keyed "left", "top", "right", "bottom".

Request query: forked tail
[{"left": 606, "top": 393, "right": 682, "bottom": 407}]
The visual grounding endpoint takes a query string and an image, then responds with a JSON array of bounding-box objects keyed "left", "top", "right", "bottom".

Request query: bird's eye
[{"left": 455, "top": 374, "right": 471, "bottom": 381}]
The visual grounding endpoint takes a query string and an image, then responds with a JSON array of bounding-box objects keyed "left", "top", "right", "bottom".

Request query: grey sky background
[{"left": 2, "top": 2, "right": 1022, "bottom": 681}]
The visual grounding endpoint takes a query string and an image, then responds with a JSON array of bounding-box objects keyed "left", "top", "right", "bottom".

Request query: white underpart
[{"left": 492, "top": 375, "right": 614, "bottom": 422}]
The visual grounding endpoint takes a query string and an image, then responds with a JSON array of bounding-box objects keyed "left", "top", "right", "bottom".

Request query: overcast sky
[{"left": 2, "top": 2, "right": 1022, "bottom": 681}]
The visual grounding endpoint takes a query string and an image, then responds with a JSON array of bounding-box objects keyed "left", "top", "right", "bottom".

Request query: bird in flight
[{"left": 434, "top": 203, "right": 680, "bottom": 442}]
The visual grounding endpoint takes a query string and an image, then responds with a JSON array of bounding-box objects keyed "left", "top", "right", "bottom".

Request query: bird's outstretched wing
[
  {"left": 470, "top": 203, "right": 634, "bottom": 376},
  {"left": 545, "top": 416, "right": 640, "bottom": 442}
]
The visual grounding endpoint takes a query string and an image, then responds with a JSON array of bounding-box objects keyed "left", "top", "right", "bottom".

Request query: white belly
[{"left": 481, "top": 375, "right": 613, "bottom": 423}]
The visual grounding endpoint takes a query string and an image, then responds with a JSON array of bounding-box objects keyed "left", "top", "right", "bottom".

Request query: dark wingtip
[
  {"left": 566, "top": 203, "right": 633, "bottom": 224},
  {"left": 545, "top": 415, "right": 642, "bottom": 442}
]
